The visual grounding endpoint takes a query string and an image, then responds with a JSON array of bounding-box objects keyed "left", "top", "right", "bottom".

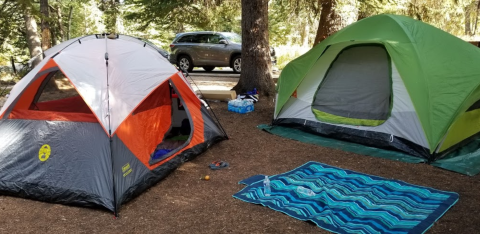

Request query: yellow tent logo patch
[
  {"left": 39, "top": 144, "right": 51, "bottom": 162},
  {"left": 122, "top": 163, "right": 132, "bottom": 177}
]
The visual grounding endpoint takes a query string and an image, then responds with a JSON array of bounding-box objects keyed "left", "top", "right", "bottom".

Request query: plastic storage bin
[{"left": 228, "top": 99, "right": 254, "bottom": 114}]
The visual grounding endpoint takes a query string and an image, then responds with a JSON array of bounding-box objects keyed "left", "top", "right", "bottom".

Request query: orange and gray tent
[{"left": 0, "top": 34, "right": 227, "bottom": 213}]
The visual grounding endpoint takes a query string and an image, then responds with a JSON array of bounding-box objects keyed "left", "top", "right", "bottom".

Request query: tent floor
[{"left": 258, "top": 124, "right": 480, "bottom": 176}]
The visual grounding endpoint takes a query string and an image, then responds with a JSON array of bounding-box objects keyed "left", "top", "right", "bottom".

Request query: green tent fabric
[
  {"left": 258, "top": 124, "right": 425, "bottom": 164},
  {"left": 276, "top": 14, "right": 480, "bottom": 156},
  {"left": 258, "top": 124, "right": 480, "bottom": 175}
]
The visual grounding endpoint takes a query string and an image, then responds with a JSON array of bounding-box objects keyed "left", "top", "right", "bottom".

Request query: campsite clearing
[{"left": 0, "top": 93, "right": 479, "bottom": 233}]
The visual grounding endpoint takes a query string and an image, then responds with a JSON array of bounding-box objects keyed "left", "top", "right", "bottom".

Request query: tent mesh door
[{"left": 312, "top": 45, "right": 392, "bottom": 126}]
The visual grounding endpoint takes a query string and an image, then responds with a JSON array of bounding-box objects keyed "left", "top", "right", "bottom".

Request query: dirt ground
[{"left": 0, "top": 79, "right": 479, "bottom": 234}]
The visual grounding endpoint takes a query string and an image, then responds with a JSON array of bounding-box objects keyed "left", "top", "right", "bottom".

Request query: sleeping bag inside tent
[
  {"left": 274, "top": 14, "right": 480, "bottom": 166},
  {"left": 0, "top": 34, "right": 227, "bottom": 213}
]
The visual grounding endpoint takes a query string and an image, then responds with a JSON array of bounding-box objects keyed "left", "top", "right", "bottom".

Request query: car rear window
[
  {"left": 177, "top": 35, "right": 197, "bottom": 43},
  {"left": 176, "top": 33, "right": 225, "bottom": 44},
  {"left": 195, "top": 34, "right": 209, "bottom": 43}
]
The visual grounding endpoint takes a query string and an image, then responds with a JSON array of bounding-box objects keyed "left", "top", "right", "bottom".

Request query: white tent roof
[{"left": 1, "top": 34, "right": 180, "bottom": 135}]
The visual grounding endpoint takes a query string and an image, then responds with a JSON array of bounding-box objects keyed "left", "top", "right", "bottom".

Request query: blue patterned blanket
[{"left": 233, "top": 162, "right": 459, "bottom": 234}]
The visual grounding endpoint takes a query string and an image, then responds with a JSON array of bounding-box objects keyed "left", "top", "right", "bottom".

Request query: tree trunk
[
  {"left": 49, "top": 5, "right": 58, "bottom": 46},
  {"left": 313, "top": 0, "right": 339, "bottom": 46},
  {"left": 11, "top": 57, "right": 17, "bottom": 74},
  {"left": 39, "top": 0, "right": 58, "bottom": 90},
  {"left": 23, "top": 10, "right": 43, "bottom": 67},
  {"left": 103, "top": 0, "right": 118, "bottom": 33},
  {"left": 465, "top": 6, "right": 472, "bottom": 36},
  {"left": 302, "top": 23, "right": 310, "bottom": 47},
  {"left": 473, "top": 0, "right": 480, "bottom": 35},
  {"left": 48, "top": 5, "right": 59, "bottom": 46},
  {"left": 233, "top": 0, "right": 275, "bottom": 97},
  {"left": 83, "top": 4, "right": 87, "bottom": 34},
  {"left": 54, "top": 3, "right": 64, "bottom": 42},
  {"left": 40, "top": 0, "right": 52, "bottom": 51},
  {"left": 67, "top": 5, "right": 72, "bottom": 40}
]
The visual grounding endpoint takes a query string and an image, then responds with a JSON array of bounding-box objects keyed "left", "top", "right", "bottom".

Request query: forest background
[{"left": 1, "top": 0, "right": 480, "bottom": 77}]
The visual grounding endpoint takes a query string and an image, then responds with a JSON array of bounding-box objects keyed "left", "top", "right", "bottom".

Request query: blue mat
[{"left": 233, "top": 162, "right": 459, "bottom": 234}]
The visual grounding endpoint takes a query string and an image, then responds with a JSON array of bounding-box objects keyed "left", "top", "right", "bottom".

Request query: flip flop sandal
[{"left": 209, "top": 160, "right": 229, "bottom": 170}]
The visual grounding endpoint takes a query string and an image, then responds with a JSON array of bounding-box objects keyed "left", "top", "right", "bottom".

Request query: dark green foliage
[
  {"left": 124, "top": 0, "right": 209, "bottom": 33},
  {"left": 0, "top": 0, "right": 33, "bottom": 65},
  {"left": 269, "top": 0, "right": 320, "bottom": 46},
  {"left": 2, "top": 0, "right": 480, "bottom": 66}
]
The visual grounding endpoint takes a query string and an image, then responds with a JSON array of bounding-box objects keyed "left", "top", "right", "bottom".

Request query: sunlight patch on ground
[
  {"left": 189, "top": 80, "right": 236, "bottom": 92},
  {"left": 56, "top": 78, "right": 75, "bottom": 90},
  {"left": 192, "top": 85, "right": 233, "bottom": 91}
]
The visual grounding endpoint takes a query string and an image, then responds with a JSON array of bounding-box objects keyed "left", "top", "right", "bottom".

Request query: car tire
[
  {"left": 177, "top": 55, "right": 193, "bottom": 72},
  {"left": 203, "top": 66, "right": 215, "bottom": 72},
  {"left": 232, "top": 55, "right": 241, "bottom": 73}
]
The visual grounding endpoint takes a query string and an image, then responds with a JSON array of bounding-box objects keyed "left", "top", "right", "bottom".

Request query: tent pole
[
  {"left": 182, "top": 70, "right": 229, "bottom": 139},
  {"left": 105, "top": 33, "right": 118, "bottom": 217}
]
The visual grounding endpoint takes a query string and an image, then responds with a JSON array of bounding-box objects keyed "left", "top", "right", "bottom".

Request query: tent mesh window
[
  {"left": 312, "top": 44, "right": 392, "bottom": 126},
  {"left": 7, "top": 68, "right": 96, "bottom": 122},
  {"left": 30, "top": 70, "right": 92, "bottom": 114}
]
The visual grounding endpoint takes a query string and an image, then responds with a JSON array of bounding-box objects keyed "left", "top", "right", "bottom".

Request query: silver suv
[{"left": 169, "top": 31, "right": 276, "bottom": 73}]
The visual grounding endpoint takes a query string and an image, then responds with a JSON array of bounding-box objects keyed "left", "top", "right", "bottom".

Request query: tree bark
[
  {"left": 49, "top": 5, "right": 58, "bottom": 46},
  {"left": 302, "top": 23, "right": 310, "bottom": 47},
  {"left": 11, "top": 56, "right": 17, "bottom": 74},
  {"left": 473, "top": 0, "right": 480, "bottom": 35},
  {"left": 53, "top": 2, "right": 64, "bottom": 43},
  {"left": 23, "top": 10, "right": 43, "bottom": 67},
  {"left": 103, "top": 0, "right": 118, "bottom": 33},
  {"left": 313, "top": 0, "right": 339, "bottom": 46},
  {"left": 40, "top": 0, "right": 52, "bottom": 51},
  {"left": 233, "top": 0, "right": 275, "bottom": 97},
  {"left": 465, "top": 5, "right": 472, "bottom": 36},
  {"left": 38, "top": 0, "right": 59, "bottom": 90},
  {"left": 67, "top": 5, "right": 72, "bottom": 40}
]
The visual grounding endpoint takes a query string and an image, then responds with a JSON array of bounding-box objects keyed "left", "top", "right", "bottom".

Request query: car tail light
[{"left": 169, "top": 44, "right": 175, "bottom": 48}]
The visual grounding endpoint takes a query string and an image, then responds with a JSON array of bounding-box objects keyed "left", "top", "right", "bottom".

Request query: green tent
[{"left": 274, "top": 14, "right": 480, "bottom": 161}]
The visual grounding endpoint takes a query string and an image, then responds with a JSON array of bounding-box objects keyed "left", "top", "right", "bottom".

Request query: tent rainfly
[
  {"left": 0, "top": 34, "right": 227, "bottom": 214},
  {"left": 274, "top": 14, "right": 480, "bottom": 161}
]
